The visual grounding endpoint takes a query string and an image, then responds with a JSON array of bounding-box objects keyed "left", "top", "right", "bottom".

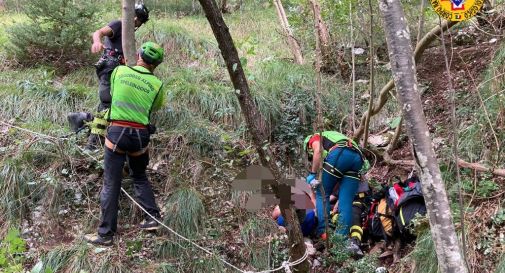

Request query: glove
[
  {"left": 306, "top": 172, "right": 317, "bottom": 184},
  {"left": 309, "top": 179, "right": 320, "bottom": 189}
]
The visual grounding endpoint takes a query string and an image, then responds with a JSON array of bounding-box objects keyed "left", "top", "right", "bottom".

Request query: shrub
[{"left": 6, "top": 0, "right": 98, "bottom": 71}]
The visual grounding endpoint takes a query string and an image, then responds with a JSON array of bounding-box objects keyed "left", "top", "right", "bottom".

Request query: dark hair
[{"left": 135, "top": 3, "right": 149, "bottom": 24}]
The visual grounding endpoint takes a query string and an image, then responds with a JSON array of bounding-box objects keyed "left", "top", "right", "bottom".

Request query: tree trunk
[
  {"left": 362, "top": 0, "right": 374, "bottom": 147},
  {"left": 350, "top": 0, "right": 356, "bottom": 131},
  {"left": 197, "top": 0, "right": 308, "bottom": 271},
  {"left": 309, "top": 0, "right": 329, "bottom": 48},
  {"left": 377, "top": 1, "right": 468, "bottom": 273},
  {"left": 416, "top": 0, "right": 426, "bottom": 43},
  {"left": 273, "top": 0, "right": 304, "bottom": 64},
  {"left": 122, "top": 0, "right": 136, "bottom": 66}
]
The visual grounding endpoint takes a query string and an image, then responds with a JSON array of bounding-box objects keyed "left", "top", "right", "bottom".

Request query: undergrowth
[{"left": 162, "top": 187, "right": 205, "bottom": 238}]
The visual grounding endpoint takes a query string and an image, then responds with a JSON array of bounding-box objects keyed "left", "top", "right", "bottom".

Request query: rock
[
  {"left": 304, "top": 239, "right": 316, "bottom": 256},
  {"left": 353, "top": 48, "right": 365, "bottom": 55},
  {"left": 376, "top": 267, "right": 388, "bottom": 273},
  {"left": 312, "top": 258, "right": 321, "bottom": 268},
  {"left": 368, "top": 134, "right": 392, "bottom": 147}
]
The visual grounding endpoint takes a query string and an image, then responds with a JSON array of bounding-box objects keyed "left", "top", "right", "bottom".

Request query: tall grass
[
  {"left": 496, "top": 254, "right": 505, "bottom": 273},
  {"left": 37, "top": 244, "right": 131, "bottom": 273},
  {"left": 0, "top": 157, "right": 34, "bottom": 223},
  {"left": 0, "top": 69, "right": 93, "bottom": 129},
  {"left": 240, "top": 217, "right": 278, "bottom": 270},
  {"left": 459, "top": 42, "right": 505, "bottom": 165},
  {"left": 157, "top": 262, "right": 181, "bottom": 273},
  {"left": 162, "top": 187, "right": 205, "bottom": 238},
  {"left": 411, "top": 231, "right": 439, "bottom": 273},
  {"left": 40, "top": 245, "right": 77, "bottom": 273}
]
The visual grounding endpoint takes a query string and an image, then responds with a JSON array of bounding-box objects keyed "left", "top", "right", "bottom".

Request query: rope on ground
[
  {"left": 122, "top": 188, "right": 309, "bottom": 273},
  {"left": 0, "top": 120, "right": 309, "bottom": 273},
  {"left": 0, "top": 120, "right": 60, "bottom": 140}
]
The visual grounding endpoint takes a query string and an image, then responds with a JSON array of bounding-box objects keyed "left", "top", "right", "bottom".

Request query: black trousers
[
  {"left": 96, "top": 60, "right": 119, "bottom": 112},
  {"left": 98, "top": 126, "right": 160, "bottom": 237}
]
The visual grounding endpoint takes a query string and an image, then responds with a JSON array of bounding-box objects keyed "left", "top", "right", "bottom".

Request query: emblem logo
[{"left": 430, "top": 0, "right": 484, "bottom": 21}]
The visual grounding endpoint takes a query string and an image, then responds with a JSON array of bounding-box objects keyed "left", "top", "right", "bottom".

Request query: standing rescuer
[
  {"left": 85, "top": 42, "right": 165, "bottom": 246},
  {"left": 303, "top": 131, "right": 369, "bottom": 245},
  {"left": 85, "top": 3, "right": 150, "bottom": 150}
]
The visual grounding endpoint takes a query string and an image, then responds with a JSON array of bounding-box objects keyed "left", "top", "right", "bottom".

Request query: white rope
[
  {"left": 0, "top": 121, "right": 60, "bottom": 140},
  {"left": 123, "top": 188, "right": 309, "bottom": 273},
  {"left": 120, "top": 188, "right": 247, "bottom": 272},
  {"left": 0, "top": 120, "right": 310, "bottom": 273},
  {"left": 281, "top": 261, "right": 292, "bottom": 273}
]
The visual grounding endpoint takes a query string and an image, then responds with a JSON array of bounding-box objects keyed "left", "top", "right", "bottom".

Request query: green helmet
[{"left": 140, "top": 42, "right": 164, "bottom": 65}]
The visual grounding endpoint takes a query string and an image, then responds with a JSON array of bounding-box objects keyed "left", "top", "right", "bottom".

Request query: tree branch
[
  {"left": 457, "top": 159, "right": 505, "bottom": 177},
  {"left": 353, "top": 20, "right": 458, "bottom": 140}
]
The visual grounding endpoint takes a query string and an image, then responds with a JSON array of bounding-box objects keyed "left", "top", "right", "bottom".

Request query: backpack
[
  {"left": 367, "top": 197, "right": 394, "bottom": 241},
  {"left": 388, "top": 176, "right": 427, "bottom": 241}
]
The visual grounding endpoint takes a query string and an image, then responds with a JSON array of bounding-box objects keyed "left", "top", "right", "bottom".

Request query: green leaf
[
  {"left": 389, "top": 117, "right": 401, "bottom": 129},
  {"left": 239, "top": 57, "right": 248, "bottom": 67}
]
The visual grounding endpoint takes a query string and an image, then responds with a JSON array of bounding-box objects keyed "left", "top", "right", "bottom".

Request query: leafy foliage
[
  {"left": 6, "top": 0, "right": 98, "bottom": 70},
  {"left": 0, "top": 228, "right": 26, "bottom": 273}
]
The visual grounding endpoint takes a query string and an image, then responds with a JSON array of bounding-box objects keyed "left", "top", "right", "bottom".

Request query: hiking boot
[
  {"left": 84, "top": 233, "right": 113, "bottom": 246},
  {"left": 139, "top": 219, "right": 159, "bottom": 231},
  {"left": 347, "top": 237, "right": 364, "bottom": 258}
]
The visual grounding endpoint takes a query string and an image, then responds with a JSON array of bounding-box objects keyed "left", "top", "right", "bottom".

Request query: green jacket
[{"left": 108, "top": 65, "right": 164, "bottom": 125}]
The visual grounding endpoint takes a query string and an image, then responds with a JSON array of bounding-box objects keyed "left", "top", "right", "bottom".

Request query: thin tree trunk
[
  {"left": 122, "top": 0, "right": 136, "bottom": 66},
  {"left": 353, "top": 20, "right": 458, "bottom": 140},
  {"left": 309, "top": 0, "right": 329, "bottom": 48},
  {"left": 438, "top": 16, "right": 468, "bottom": 267},
  {"left": 198, "top": 0, "right": 308, "bottom": 271},
  {"left": 350, "top": 0, "right": 356, "bottom": 132},
  {"left": 273, "top": 0, "right": 304, "bottom": 64},
  {"left": 362, "top": 0, "right": 374, "bottom": 147},
  {"left": 311, "top": 0, "right": 329, "bottom": 249},
  {"left": 377, "top": 1, "right": 468, "bottom": 272},
  {"left": 416, "top": 0, "right": 426, "bottom": 43}
]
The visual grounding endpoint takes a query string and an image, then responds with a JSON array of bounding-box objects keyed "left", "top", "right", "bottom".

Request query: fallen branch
[
  {"left": 457, "top": 159, "right": 505, "bottom": 177},
  {"left": 353, "top": 20, "right": 458, "bottom": 140}
]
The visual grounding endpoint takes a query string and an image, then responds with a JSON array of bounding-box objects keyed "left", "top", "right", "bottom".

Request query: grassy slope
[{"left": 0, "top": 4, "right": 503, "bottom": 273}]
